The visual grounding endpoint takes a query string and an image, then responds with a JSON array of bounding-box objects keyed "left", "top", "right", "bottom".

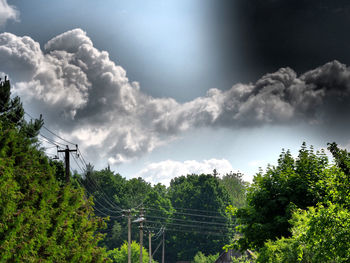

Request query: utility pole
[
  {"left": 148, "top": 231, "right": 152, "bottom": 263},
  {"left": 57, "top": 145, "right": 77, "bottom": 183},
  {"left": 140, "top": 209, "right": 144, "bottom": 263},
  {"left": 133, "top": 209, "right": 145, "bottom": 263},
  {"left": 162, "top": 228, "right": 165, "bottom": 263},
  {"left": 124, "top": 209, "right": 132, "bottom": 263}
]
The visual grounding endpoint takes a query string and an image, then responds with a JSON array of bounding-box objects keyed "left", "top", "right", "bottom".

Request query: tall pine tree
[{"left": 0, "top": 78, "right": 110, "bottom": 262}]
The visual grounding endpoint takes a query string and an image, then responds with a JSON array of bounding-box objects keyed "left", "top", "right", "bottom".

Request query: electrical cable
[
  {"left": 146, "top": 220, "right": 230, "bottom": 232},
  {"left": 146, "top": 226, "right": 227, "bottom": 237},
  {"left": 146, "top": 204, "right": 225, "bottom": 215},
  {"left": 145, "top": 207, "right": 228, "bottom": 221},
  {"left": 144, "top": 214, "right": 232, "bottom": 227},
  {"left": 25, "top": 112, "right": 76, "bottom": 146}
]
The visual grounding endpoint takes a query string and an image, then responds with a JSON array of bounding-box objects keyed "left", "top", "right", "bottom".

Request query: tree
[
  {"left": 220, "top": 172, "right": 247, "bottom": 208},
  {"left": 167, "top": 174, "right": 231, "bottom": 262},
  {"left": 0, "top": 77, "right": 43, "bottom": 138},
  {"left": 257, "top": 143, "right": 350, "bottom": 262},
  {"left": 0, "top": 78, "right": 109, "bottom": 262},
  {"left": 108, "top": 241, "right": 157, "bottom": 263},
  {"left": 192, "top": 251, "right": 219, "bottom": 263},
  {"left": 229, "top": 143, "right": 328, "bottom": 251},
  {"left": 80, "top": 167, "right": 160, "bottom": 251},
  {"left": 257, "top": 202, "right": 350, "bottom": 263}
]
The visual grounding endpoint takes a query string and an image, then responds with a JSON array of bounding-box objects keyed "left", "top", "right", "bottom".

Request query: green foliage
[
  {"left": 320, "top": 143, "right": 350, "bottom": 207},
  {"left": 192, "top": 251, "right": 219, "bottom": 263},
  {"left": 79, "top": 159, "right": 246, "bottom": 262},
  {"left": 80, "top": 167, "right": 160, "bottom": 250},
  {"left": 231, "top": 254, "right": 252, "bottom": 263},
  {"left": 49, "top": 159, "right": 66, "bottom": 183},
  {"left": 80, "top": 169, "right": 233, "bottom": 263},
  {"left": 167, "top": 174, "right": 231, "bottom": 262},
  {"left": 0, "top": 79, "right": 109, "bottom": 262},
  {"left": 231, "top": 143, "right": 350, "bottom": 262},
  {"left": 258, "top": 203, "right": 350, "bottom": 263},
  {"left": 257, "top": 143, "right": 350, "bottom": 262},
  {"left": 108, "top": 241, "right": 157, "bottom": 263},
  {"left": 0, "top": 78, "right": 43, "bottom": 138},
  {"left": 229, "top": 143, "right": 328, "bottom": 250},
  {"left": 257, "top": 232, "right": 304, "bottom": 263},
  {"left": 220, "top": 172, "right": 247, "bottom": 208}
]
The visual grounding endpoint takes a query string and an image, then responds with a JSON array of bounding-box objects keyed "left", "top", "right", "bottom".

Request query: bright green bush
[{"left": 108, "top": 241, "right": 157, "bottom": 263}]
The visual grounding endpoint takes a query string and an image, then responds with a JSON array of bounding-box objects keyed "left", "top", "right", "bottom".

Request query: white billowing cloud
[
  {"left": 0, "top": 0, "right": 19, "bottom": 27},
  {"left": 0, "top": 32, "right": 41, "bottom": 80},
  {"left": 1, "top": 29, "right": 350, "bottom": 166},
  {"left": 134, "top": 159, "right": 235, "bottom": 186}
]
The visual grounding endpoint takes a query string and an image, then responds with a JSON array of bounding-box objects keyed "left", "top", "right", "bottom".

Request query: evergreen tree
[{"left": 0, "top": 78, "right": 109, "bottom": 262}]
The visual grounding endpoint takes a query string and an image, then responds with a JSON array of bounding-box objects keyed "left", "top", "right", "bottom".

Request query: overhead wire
[
  {"left": 144, "top": 214, "right": 232, "bottom": 227},
  {"left": 72, "top": 152, "right": 125, "bottom": 212},
  {"left": 146, "top": 220, "right": 230, "bottom": 233},
  {"left": 146, "top": 226, "right": 227, "bottom": 237},
  {"left": 68, "top": 165, "right": 123, "bottom": 218},
  {"left": 24, "top": 109, "right": 126, "bottom": 215},
  {"left": 25, "top": 111, "right": 76, "bottom": 146},
  {"left": 24, "top": 107, "right": 127, "bottom": 217},
  {"left": 146, "top": 204, "right": 225, "bottom": 215},
  {"left": 70, "top": 152, "right": 124, "bottom": 215},
  {"left": 39, "top": 133, "right": 67, "bottom": 147},
  {"left": 145, "top": 207, "right": 228, "bottom": 221}
]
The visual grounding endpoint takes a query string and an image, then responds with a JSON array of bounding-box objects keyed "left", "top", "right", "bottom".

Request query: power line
[
  {"left": 146, "top": 226, "right": 227, "bottom": 237},
  {"left": 146, "top": 204, "right": 225, "bottom": 215},
  {"left": 146, "top": 220, "right": 230, "bottom": 232},
  {"left": 76, "top": 161, "right": 124, "bottom": 211},
  {"left": 144, "top": 214, "right": 232, "bottom": 227},
  {"left": 39, "top": 133, "right": 67, "bottom": 147},
  {"left": 70, "top": 167, "right": 123, "bottom": 218},
  {"left": 71, "top": 152, "right": 84, "bottom": 174},
  {"left": 145, "top": 207, "right": 228, "bottom": 221},
  {"left": 70, "top": 164, "right": 124, "bottom": 217},
  {"left": 25, "top": 112, "right": 76, "bottom": 146},
  {"left": 73, "top": 163, "right": 124, "bottom": 214}
]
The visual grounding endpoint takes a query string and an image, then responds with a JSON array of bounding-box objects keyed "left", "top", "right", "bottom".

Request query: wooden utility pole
[
  {"left": 127, "top": 210, "right": 132, "bottom": 263},
  {"left": 148, "top": 231, "right": 152, "bottom": 263},
  {"left": 57, "top": 145, "right": 77, "bottom": 183},
  {"left": 133, "top": 209, "right": 145, "bottom": 263},
  {"left": 139, "top": 211, "right": 144, "bottom": 263},
  {"left": 162, "top": 228, "right": 165, "bottom": 263}
]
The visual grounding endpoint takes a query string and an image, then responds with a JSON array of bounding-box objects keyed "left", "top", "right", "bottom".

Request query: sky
[{"left": 1, "top": 0, "right": 350, "bottom": 185}]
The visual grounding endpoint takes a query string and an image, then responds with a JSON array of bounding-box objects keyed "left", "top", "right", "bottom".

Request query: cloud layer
[
  {"left": 1, "top": 29, "right": 350, "bottom": 164},
  {"left": 0, "top": 0, "right": 19, "bottom": 27}
]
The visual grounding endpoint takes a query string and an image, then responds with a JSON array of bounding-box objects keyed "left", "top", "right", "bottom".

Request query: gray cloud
[
  {"left": 0, "top": 0, "right": 19, "bottom": 27},
  {"left": 0, "top": 29, "right": 349, "bottom": 164}
]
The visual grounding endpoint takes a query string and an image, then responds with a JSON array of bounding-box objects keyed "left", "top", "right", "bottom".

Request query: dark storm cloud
[
  {"left": 213, "top": 0, "right": 350, "bottom": 80},
  {"left": 1, "top": 29, "right": 350, "bottom": 163}
]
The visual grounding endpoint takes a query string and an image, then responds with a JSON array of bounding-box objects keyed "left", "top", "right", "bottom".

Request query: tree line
[{"left": 77, "top": 161, "right": 246, "bottom": 262}]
